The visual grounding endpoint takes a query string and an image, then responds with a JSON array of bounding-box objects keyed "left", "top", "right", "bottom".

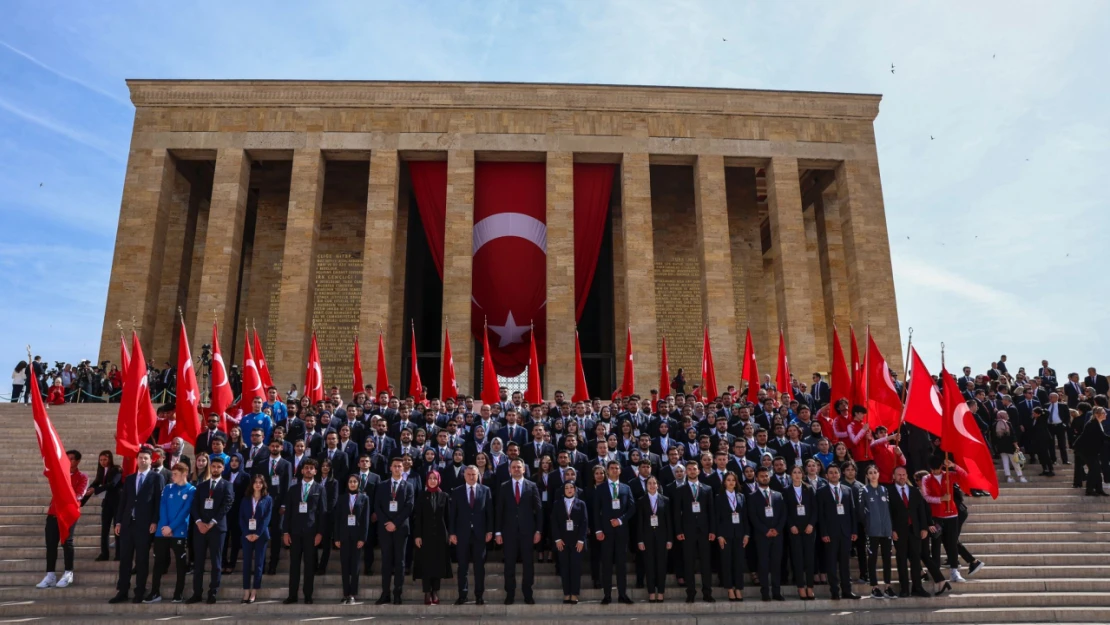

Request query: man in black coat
[
  {"left": 186, "top": 456, "right": 235, "bottom": 603},
  {"left": 254, "top": 440, "right": 292, "bottom": 575},
  {"left": 817, "top": 464, "right": 860, "bottom": 600},
  {"left": 449, "top": 466, "right": 494, "bottom": 604},
  {"left": 888, "top": 466, "right": 944, "bottom": 597},
  {"left": 747, "top": 466, "right": 786, "bottom": 601},
  {"left": 351, "top": 455, "right": 381, "bottom": 576},
  {"left": 374, "top": 457, "right": 415, "bottom": 605},
  {"left": 593, "top": 460, "right": 635, "bottom": 604},
  {"left": 673, "top": 460, "right": 715, "bottom": 603},
  {"left": 281, "top": 459, "right": 327, "bottom": 604},
  {"left": 521, "top": 423, "right": 554, "bottom": 472},
  {"left": 811, "top": 373, "right": 831, "bottom": 410},
  {"left": 495, "top": 459, "right": 543, "bottom": 604},
  {"left": 196, "top": 414, "right": 229, "bottom": 455},
  {"left": 109, "top": 447, "right": 164, "bottom": 604},
  {"left": 1074, "top": 407, "right": 1109, "bottom": 496},
  {"left": 1086, "top": 368, "right": 1110, "bottom": 396}
]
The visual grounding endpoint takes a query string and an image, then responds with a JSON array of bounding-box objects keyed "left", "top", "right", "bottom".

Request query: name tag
[
  {"left": 248, "top": 519, "right": 257, "bottom": 531},
  {"left": 291, "top": 479, "right": 299, "bottom": 486},
  {"left": 542, "top": 491, "right": 548, "bottom": 502},
  {"left": 611, "top": 499, "right": 621, "bottom": 510},
  {"left": 245, "top": 460, "right": 253, "bottom": 469},
  {"left": 348, "top": 515, "right": 356, "bottom": 526},
  {"left": 299, "top": 502, "right": 308, "bottom": 514},
  {"left": 691, "top": 502, "right": 701, "bottom": 513},
  {"left": 650, "top": 515, "right": 659, "bottom": 527},
  {"left": 764, "top": 507, "right": 774, "bottom": 518},
  {"left": 534, "top": 459, "right": 540, "bottom": 468},
  {"left": 796, "top": 505, "right": 806, "bottom": 516},
  {"left": 389, "top": 501, "right": 398, "bottom": 512},
  {"left": 566, "top": 520, "right": 574, "bottom": 531},
  {"left": 794, "top": 459, "right": 802, "bottom": 467},
  {"left": 204, "top": 498, "right": 214, "bottom": 510},
  {"left": 732, "top": 512, "right": 741, "bottom": 524},
  {"left": 271, "top": 475, "right": 280, "bottom": 486},
  {"left": 836, "top": 504, "right": 845, "bottom": 516}
]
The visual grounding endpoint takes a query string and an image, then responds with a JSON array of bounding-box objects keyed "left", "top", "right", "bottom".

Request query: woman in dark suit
[
  {"left": 223, "top": 454, "right": 250, "bottom": 574},
  {"left": 82, "top": 450, "right": 121, "bottom": 561},
  {"left": 784, "top": 465, "right": 818, "bottom": 600},
  {"left": 552, "top": 478, "right": 589, "bottom": 604},
  {"left": 413, "top": 470, "right": 452, "bottom": 605},
  {"left": 715, "top": 472, "right": 749, "bottom": 601},
  {"left": 635, "top": 475, "right": 672, "bottom": 602},
  {"left": 239, "top": 474, "right": 272, "bottom": 603},
  {"left": 583, "top": 464, "right": 608, "bottom": 588},
  {"left": 316, "top": 458, "right": 339, "bottom": 575},
  {"left": 334, "top": 473, "right": 371, "bottom": 604}
]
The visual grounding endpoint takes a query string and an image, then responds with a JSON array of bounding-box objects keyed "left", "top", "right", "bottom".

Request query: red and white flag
[
  {"left": 441, "top": 327, "right": 458, "bottom": 400},
  {"left": 525, "top": 330, "right": 542, "bottom": 404},
  {"left": 776, "top": 330, "right": 794, "bottom": 401},
  {"left": 865, "top": 330, "right": 904, "bottom": 431},
  {"left": 902, "top": 347, "right": 942, "bottom": 436},
  {"left": 940, "top": 368, "right": 999, "bottom": 498},
  {"left": 850, "top": 326, "right": 865, "bottom": 408},
  {"left": 175, "top": 320, "right": 202, "bottom": 447},
  {"left": 252, "top": 330, "right": 278, "bottom": 400},
  {"left": 701, "top": 327, "right": 719, "bottom": 401},
  {"left": 352, "top": 337, "right": 365, "bottom": 399},
  {"left": 614, "top": 328, "right": 634, "bottom": 400},
  {"left": 239, "top": 334, "right": 265, "bottom": 412},
  {"left": 830, "top": 326, "right": 851, "bottom": 407},
  {"left": 741, "top": 328, "right": 759, "bottom": 403},
  {"left": 30, "top": 371, "right": 80, "bottom": 542},
  {"left": 375, "top": 331, "right": 389, "bottom": 397},
  {"left": 408, "top": 326, "right": 423, "bottom": 399},
  {"left": 480, "top": 324, "right": 500, "bottom": 406},
  {"left": 572, "top": 330, "right": 589, "bottom": 403},
  {"left": 304, "top": 332, "right": 324, "bottom": 404},
  {"left": 209, "top": 323, "right": 234, "bottom": 431}
]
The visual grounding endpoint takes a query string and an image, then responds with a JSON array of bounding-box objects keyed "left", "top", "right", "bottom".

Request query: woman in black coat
[
  {"left": 635, "top": 475, "right": 672, "bottom": 602},
  {"left": 333, "top": 474, "right": 371, "bottom": 604},
  {"left": 784, "top": 465, "right": 818, "bottom": 600},
  {"left": 583, "top": 464, "right": 608, "bottom": 588},
  {"left": 715, "top": 472, "right": 749, "bottom": 601},
  {"left": 551, "top": 479, "right": 589, "bottom": 603},
  {"left": 315, "top": 459, "right": 340, "bottom": 575},
  {"left": 412, "top": 470, "right": 452, "bottom": 605},
  {"left": 81, "top": 450, "right": 121, "bottom": 561}
]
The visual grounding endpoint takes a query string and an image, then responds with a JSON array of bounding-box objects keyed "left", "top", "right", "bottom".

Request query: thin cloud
[
  {"left": 0, "top": 40, "right": 130, "bottom": 106},
  {"left": 0, "top": 96, "right": 123, "bottom": 161}
]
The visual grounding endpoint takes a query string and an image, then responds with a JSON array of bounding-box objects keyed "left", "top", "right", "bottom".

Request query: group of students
[{"left": 39, "top": 380, "right": 1012, "bottom": 606}]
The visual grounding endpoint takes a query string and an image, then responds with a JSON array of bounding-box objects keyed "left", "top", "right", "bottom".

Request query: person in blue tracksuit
[
  {"left": 148, "top": 463, "right": 195, "bottom": 603},
  {"left": 239, "top": 474, "right": 273, "bottom": 603}
]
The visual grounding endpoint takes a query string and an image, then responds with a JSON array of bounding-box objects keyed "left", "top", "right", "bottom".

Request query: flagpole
[
  {"left": 941, "top": 341, "right": 955, "bottom": 516},
  {"left": 901, "top": 327, "right": 913, "bottom": 402}
]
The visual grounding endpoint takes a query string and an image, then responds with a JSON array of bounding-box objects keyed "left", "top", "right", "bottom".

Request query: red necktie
[{"left": 514, "top": 481, "right": 521, "bottom": 504}]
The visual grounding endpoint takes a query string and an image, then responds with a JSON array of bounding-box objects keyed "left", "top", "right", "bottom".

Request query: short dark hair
[{"left": 66, "top": 449, "right": 82, "bottom": 461}]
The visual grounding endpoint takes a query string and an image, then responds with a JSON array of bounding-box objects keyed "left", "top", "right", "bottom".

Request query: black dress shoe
[
  {"left": 131, "top": 594, "right": 144, "bottom": 604},
  {"left": 108, "top": 593, "right": 128, "bottom": 604},
  {"left": 898, "top": 590, "right": 911, "bottom": 598},
  {"left": 504, "top": 596, "right": 515, "bottom": 605},
  {"left": 704, "top": 595, "right": 715, "bottom": 603},
  {"left": 524, "top": 597, "right": 535, "bottom": 605},
  {"left": 95, "top": 554, "right": 109, "bottom": 562},
  {"left": 392, "top": 595, "right": 402, "bottom": 605},
  {"left": 845, "top": 592, "right": 861, "bottom": 600},
  {"left": 772, "top": 594, "right": 785, "bottom": 601},
  {"left": 283, "top": 596, "right": 298, "bottom": 604},
  {"left": 761, "top": 596, "right": 770, "bottom": 602},
  {"left": 374, "top": 595, "right": 390, "bottom": 605},
  {"left": 206, "top": 594, "right": 217, "bottom": 604},
  {"left": 184, "top": 595, "right": 203, "bottom": 604},
  {"left": 935, "top": 582, "right": 951, "bottom": 596},
  {"left": 686, "top": 595, "right": 696, "bottom": 603},
  {"left": 618, "top": 595, "right": 633, "bottom": 605},
  {"left": 454, "top": 596, "right": 467, "bottom": 605},
  {"left": 304, "top": 597, "right": 314, "bottom": 604},
  {"left": 601, "top": 596, "right": 612, "bottom": 605},
  {"left": 912, "top": 588, "right": 931, "bottom": 597},
  {"left": 476, "top": 596, "right": 485, "bottom": 605},
  {"left": 830, "top": 594, "right": 841, "bottom": 601}
]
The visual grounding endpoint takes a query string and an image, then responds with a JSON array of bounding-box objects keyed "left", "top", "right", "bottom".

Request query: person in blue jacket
[
  {"left": 239, "top": 474, "right": 273, "bottom": 603},
  {"left": 147, "top": 463, "right": 195, "bottom": 603}
]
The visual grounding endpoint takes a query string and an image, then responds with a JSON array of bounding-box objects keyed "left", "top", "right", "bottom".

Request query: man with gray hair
[{"left": 448, "top": 466, "right": 493, "bottom": 604}]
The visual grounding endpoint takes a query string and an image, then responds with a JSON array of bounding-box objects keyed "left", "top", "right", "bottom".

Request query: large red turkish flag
[
  {"left": 209, "top": 323, "right": 234, "bottom": 431},
  {"left": 865, "top": 331, "right": 904, "bottom": 431},
  {"left": 830, "top": 326, "right": 851, "bottom": 407},
  {"left": 30, "top": 372, "right": 80, "bottom": 542},
  {"left": 940, "top": 368, "right": 999, "bottom": 498},
  {"left": 352, "top": 337, "right": 364, "bottom": 399},
  {"left": 903, "top": 347, "right": 942, "bottom": 436},
  {"left": 776, "top": 330, "right": 794, "bottom": 401},
  {"left": 239, "top": 334, "right": 265, "bottom": 413},
  {"left": 701, "top": 327, "right": 719, "bottom": 401},
  {"left": 175, "top": 320, "right": 202, "bottom": 447},
  {"left": 304, "top": 333, "right": 324, "bottom": 404},
  {"left": 471, "top": 162, "right": 547, "bottom": 377},
  {"left": 252, "top": 330, "right": 278, "bottom": 399},
  {"left": 742, "top": 328, "right": 760, "bottom": 403},
  {"left": 441, "top": 328, "right": 458, "bottom": 400}
]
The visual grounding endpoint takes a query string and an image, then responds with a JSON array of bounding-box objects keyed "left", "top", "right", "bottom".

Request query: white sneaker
[
  {"left": 55, "top": 571, "right": 73, "bottom": 588},
  {"left": 1019, "top": 477, "right": 1028, "bottom": 483},
  {"left": 36, "top": 572, "right": 56, "bottom": 589},
  {"left": 1006, "top": 476, "right": 1014, "bottom": 483},
  {"left": 949, "top": 569, "right": 966, "bottom": 583}
]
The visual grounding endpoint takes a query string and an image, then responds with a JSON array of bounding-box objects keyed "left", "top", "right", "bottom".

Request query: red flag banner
[
  {"left": 616, "top": 328, "right": 634, "bottom": 399},
  {"left": 742, "top": 328, "right": 760, "bottom": 404},
  {"left": 375, "top": 332, "right": 389, "bottom": 397},
  {"left": 209, "top": 323, "right": 234, "bottom": 431},
  {"left": 30, "top": 372, "right": 80, "bottom": 542},
  {"left": 572, "top": 331, "right": 589, "bottom": 403},
  {"left": 865, "top": 331, "right": 904, "bottom": 431},
  {"left": 830, "top": 326, "right": 851, "bottom": 407},
  {"left": 304, "top": 333, "right": 324, "bottom": 404},
  {"left": 902, "top": 347, "right": 942, "bottom": 436},
  {"left": 701, "top": 327, "right": 719, "bottom": 401},
  {"left": 480, "top": 325, "right": 500, "bottom": 406},
  {"left": 441, "top": 328, "right": 458, "bottom": 400},
  {"left": 352, "top": 337, "right": 364, "bottom": 399},
  {"left": 849, "top": 327, "right": 865, "bottom": 408},
  {"left": 940, "top": 369, "right": 999, "bottom": 498},
  {"left": 659, "top": 336, "right": 670, "bottom": 398},
  {"left": 776, "top": 330, "right": 794, "bottom": 401},
  {"left": 252, "top": 330, "right": 278, "bottom": 400},
  {"left": 525, "top": 331, "right": 543, "bottom": 404},
  {"left": 239, "top": 335, "right": 265, "bottom": 413},
  {"left": 408, "top": 328, "right": 423, "bottom": 399},
  {"left": 175, "top": 320, "right": 202, "bottom": 447}
]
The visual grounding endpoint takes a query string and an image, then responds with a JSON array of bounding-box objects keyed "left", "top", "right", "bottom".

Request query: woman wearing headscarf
[{"left": 412, "top": 470, "right": 452, "bottom": 605}]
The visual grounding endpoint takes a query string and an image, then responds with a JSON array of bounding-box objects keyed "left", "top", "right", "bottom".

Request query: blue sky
[{"left": 1, "top": 1, "right": 1107, "bottom": 378}]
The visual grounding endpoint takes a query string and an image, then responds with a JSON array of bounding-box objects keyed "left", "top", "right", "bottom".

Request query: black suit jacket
[
  {"left": 551, "top": 497, "right": 589, "bottom": 546},
  {"left": 496, "top": 479, "right": 543, "bottom": 538},
  {"left": 634, "top": 493, "right": 673, "bottom": 542},
  {"left": 374, "top": 478, "right": 416, "bottom": 533},
  {"left": 191, "top": 477, "right": 235, "bottom": 532},
  {"left": 281, "top": 480, "right": 327, "bottom": 535},
  {"left": 782, "top": 483, "right": 817, "bottom": 532},
  {"left": 449, "top": 483, "right": 493, "bottom": 540},
  {"left": 816, "top": 483, "right": 857, "bottom": 540},
  {"left": 1074, "top": 419, "right": 1109, "bottom": 456},
  {"left": 252, "top": 455, "right": 292, "bottom": 513},
  {"left": 673, "top": 481, "right": 715, "bottom": 536},
  {"left": 887, "top": 483, "right": 930, "bottom": 536},
  {"left": 196, "top": 430, "right": 228, "bottom": 455},
  {"left": 333, "top": 492, "right": 371, "bottom": 544},
  {"left": 746, "top": 487, "right": 786, "bottom": 537},
  {"left": 116, "top": 470, "right": 164, "bottom": 532},
  {"left": 714, "top": 491, "right": 749, "bottom": 542},
  {"left": 1063, "top": 381, "right": 1083, "bottom": 408},
  {"left": 812, "top": 380, "right": 831, "bottom": 408},
  {"left": 321, "top": 447, "right": 350, "bottom": 482},
  {"left": 1087, "top": 374, "right": 1110, "bottom": 396},
  {"left": 521, "top": 441, "right": 555, "bottom": 471}
]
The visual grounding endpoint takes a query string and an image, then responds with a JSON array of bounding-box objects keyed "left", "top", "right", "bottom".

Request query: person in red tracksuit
[
  {"left": 38, "top": 450, "right": 89, "bottom": 589},
  {"left": 921, "top": 458, "right": 965, "bottom": 583},
  {"left": 870, "top": 427, "right": 907, "bottom": 486},
  {"left": 846, "top": 406, "right": 873, "bottom": 474}
]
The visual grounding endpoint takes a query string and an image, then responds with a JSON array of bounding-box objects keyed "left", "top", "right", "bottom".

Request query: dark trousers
[
  {"left": 192, "top": 527, "right": 226, "bottom": 597},
  {"left": 1049, "top": 423, "right": 1069, "bottom": 464},
  {"left": 640, "top": 533, "right": 668, "bottom": 593},
  {"left": 557, "top": 544, "right": 584, "bottom": 595},
  {"left": 755, "top": 535, "right": 782, "bottom": 597},
  {"left": 895, "top": 530, "right": 941, "bottom": 591},
  {"left": 241, "top": 538, "right": 267, "bottom": 590},
  {"left": 931, "top": 517, "right": 960, "bottom": 569},
  {"left": 867, "top": 536, "right": 892, "bottom": 585},
  {"left": 787, "top": 531, "right": 815, "bottom": 589},
  {"left": 824, "top": 534, "right": 852, "bottom": 596},
  {"left": 599, "top": 526, "right": 628, "bottom": 597},
  {"left": 339, "top": 544, "right": 362, "bottom": 597},
  {"left": 719, "top": 535, "right": 747, "bottom": 590},
  {"left": 853, "top": 529, "right": 868, "bottom": 577},
  {"left": 316, "top": 517, "right": 333, "bottom": 573},
  {"left": 116, "top": 527, "right": 153, "bottom": 594},
  {"left": 1083, "top": 453, "right": 1104, "bottom": 493},
  {"left": 45, "top": 515, "right": 75, "bottom": 572},
  {"left": 681, "top": 535, "right": 713, "bottom": 597},
  {"left": 99, "top": 505, "right": 117, "bottom": 559},
  {"left": 503, "top": 534, "right": 535, "bottom": 598},
  {"left": 362, "top": 521, "right": 377, "bottom": 574},
  {"left": 223, "top": 516, "right": 242, "bottom": 570},
  {"left": 456, "top": 535, "right": 486, "bottom": 598},
  {"left": 10, "top": 384, "right": 24, "bottom": 402},
  {"left": 379, "top": 528, "right": 408, "bottom": 596},
  {"left": 287, "top": 532, "right": 318, "bottom": 599},
  {"left": 421, "top": 574, "right": 442, "bottom": 593},
  {"left": 151, "top": 537, "right": 187, "bottom": 599},
  {"left": 267, "top": 515, "right": 283, "bottom": 572},
  {"left": 588, "top": 534, "right": 602, "bottom": 583}
]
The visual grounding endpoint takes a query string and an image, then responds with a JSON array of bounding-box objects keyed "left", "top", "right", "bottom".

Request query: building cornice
[{"left": 126, "top": 80, "right": 881, "bottom": 121}]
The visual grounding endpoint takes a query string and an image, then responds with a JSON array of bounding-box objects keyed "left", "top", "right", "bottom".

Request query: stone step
[{"left": 960, "top": 531, "right": 1110, "bottom": 543}]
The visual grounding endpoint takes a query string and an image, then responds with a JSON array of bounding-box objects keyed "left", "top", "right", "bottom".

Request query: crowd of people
[
  {"left": 35, "top": 355, "right": 1110, "bottom": 609},
  {"left": 11, "top": 357, "right": 184, "bottom": 404}
]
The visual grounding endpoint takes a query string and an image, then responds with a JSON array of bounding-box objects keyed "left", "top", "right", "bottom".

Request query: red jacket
[
  {"left": 922, "top": 468, "right": 965, "bottom": 519},
  {"left": 870, "top": 437, "right": 906, "bottom": 483},
  {"left": 846, "top": 420, "right": 872, "bottom": 461},
  {"left": 48, "top": 470, "right": 88, "bottom": 516},
  {"left": 47, "top": 387, "right": 66, "bottom": 405}
]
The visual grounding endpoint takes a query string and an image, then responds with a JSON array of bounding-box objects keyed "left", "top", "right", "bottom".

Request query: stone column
[
  {"left": 815, "top": 182, "right": 853, "bottom": 359},
  {"left": 694, "top": 155, "right": 739, "bottom": 387},
  {"left": 359, "top": 149, "right": 400, "bottom": 393},
  {"left": 193, "top": 148, "right": 250, "bottom": 360},
  {"left": 835, "top": 158, "right": 903, "bottom": 373},
  {"left": 765, "top": 156, "right": 818, "bottom": 377},
  {"left": 726, "top": 168, "right": 770, "bottom": 362},
  {"left": 442, "top": 150, "right": 475, "bottom": 394},
  {"left": 151, "top": 169, "right": 196, "bottom": 366},
  {"left": 619, "top": 153, "right": 659, "bottom": 393},
  {"left": 545, "top": 152, "right": 575, "bottom": 397},
  {"left": 273, "top": 150, "right": 325, "bottom": 386},
  {"left": 803, "top": 204, "right": 830, "bottom": 369}
]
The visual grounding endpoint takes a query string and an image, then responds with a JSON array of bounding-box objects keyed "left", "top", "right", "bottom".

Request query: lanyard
[
  {"left": 251, "top": 497, "right": 258, "bottom": 518},
  {"left": 301, "top": 482, "right": 311, "bottom": 502}
]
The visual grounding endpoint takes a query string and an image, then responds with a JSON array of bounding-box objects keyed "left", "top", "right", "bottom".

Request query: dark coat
[{"left": 413, "top": 490, "right": 453, "bottom": 581}]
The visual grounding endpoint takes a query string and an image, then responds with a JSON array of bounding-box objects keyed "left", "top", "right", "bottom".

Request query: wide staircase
[{"left": 0, "top": 402, "right": 1106, "bottom": 624}]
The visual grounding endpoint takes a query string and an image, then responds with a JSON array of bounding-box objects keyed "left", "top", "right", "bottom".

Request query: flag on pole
[
  {"left": 615, "top": 328, "right": 634, "bottom": 400},
  {"left": 849, "top": 326, "right": 865, "bottom": 408},
  {"left": 441, "top": 327, "right": 458, "bottom": 400},
  {"left": 408, "top": 326, "right": 423, "bottom": 399},
  {"left": 525, "top": 330, "right": 542, "bottom": 404},
  {"left": 30, "top": 370, "right": 80, "bottom": 542},
  {"left": 572, "top": 330, "right": 589, "bottom": 403},
  {"left": 701, "top": 327, "right": 719, "bottom": 401},
  {"left": 865, "top": 330, "right": 904, "bottom": 431},
  {"left": 252, "top": 330, "right": 278, "bottom": 400},
  {"left": 209, "top": 323, "right": 234, "bottom": 431},
  {"left": 830, "top": 326, "right": 851, "bottom": 407},
  {"left": 480, "top": 324, "right": 500, "bottom": 406},
  {"left": 120, "top": 335, "right": 130, "bottom": 373},
  {"left": 239, "top": 334, "right": 265, "bottom": 413},
  {"left": 939, "top": 368, "right": 999, "bottom": 498},
  {"left": 902, "top": 347, "right": 942, "bottom": 436},
  {"left": 776, "top": 330, "right": 794, "bottom": 401},
  {"left": 375, "top": 331, "right": 389, "bottom": 397},
  {"left": 304, "top": 332, "right": 324, "bottom": 404},
  {"left": 659, "top": 335, "right": 670, "bottom": 398},
  {"left": 175, "top": 319, "right": 202, "bottom": 446},
  {"left": 352, "top": 337, "right": 364, "bottom": 399},
  {"left": 742, "top": 328, "right": 759, "bottom": 403}
]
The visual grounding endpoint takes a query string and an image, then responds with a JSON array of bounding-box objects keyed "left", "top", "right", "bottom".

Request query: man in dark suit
[
  {"left": 957, "top": 367, "right": 975, "bottom": 392},
  {"left": 255, "top": 440, "right": 292, "bottom": 575},
  {"left": 1074, "top": 407, "right": 1109, "bottom": 496},
  {"left": 521, "top": 424, "right": 554, "bottom": 473},
  {"left": 110, "top": 447, "right": 165, "bottom": 604},
  {"left": 811, "top": 373, "right": 831, "bottom": 410},
  {"left": 1064, "top": 373, "right": 1084, "bottom": 409},
  {"left": 748, "top": 466, "right": 786, "bottom": 601},
  {"left": 321, "top": 431, "right": 351, "bottom": 482},
  {"left": 817, "top": 464, "right": 860, "bottom": 600},
  {"left": 594, "top": 460, "right": 635, "bottom": 604},
  {"left": 242, "top": 429, "right": 268, "bottom": 472},
  {"left": 281, "top": 459, "right": 327, "bottom": 604},
  {"left": 674, "top": 460, "right": 715, "bottom": 603},
  {"left": 1044, "top": 392, "right": 1071, "bottom": 466},
  {"left": 495, "top": 459, "right": 543, "bottom": 604},
  {"left": 185, "top": 456, "right": 235, "bottom": 603},
  {"left": 1015, "top": 388, "right": 1041, "bottom": 454},
  {"left": 196, "top": 414, "right": 228, "bottom": 455},
  {"left": 449, "top": 465, "right": 494, "bottom": 604},
  {"left": 888, "top": 466, "right": 943, "bottom": 597},
  {"left": 374, "top": 458, "right": 415, "bottom": 605},
  {"left": 351, "top": 455, "right": 381, "bottom": 576},
  {"left": 1086, "top": 368, "right": 1110, "bottom": 396}
]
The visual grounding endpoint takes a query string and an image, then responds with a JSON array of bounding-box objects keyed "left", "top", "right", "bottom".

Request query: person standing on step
[
  {"left": 1074, "top": 407, "right": 1109, "bottom": 496},
  {"left": 413, "top": 470, "right": 452, "bottom": 605},
  {"left": 922, "top": 457, "right": 966, "bottom": 583},
  {"left": 748, "top": 465, "right": 786, "bottom": 601},
  {"left": 254, "top": 439, "right": 291, "bottom": 576},
  {"left": 110, "top": 446, "right": 164, "bottom": 604},
  {"left": 594, "top": 460, "right": 635, "bottom": 605},
  {"left": 37, "top": 450, "right": 88, "bottom": 590},
  {"left": 145, "top": 463, "right": 194, "bottom": 604},
  {"left": 674, "top": 459, "right": 716, "bottom": 603},
  {"left": 239, "top": 474, "right": 272, "bottom": 604},
  {"left": 185, "top": 455, "right": 234, "bottom": 604},
  {"left": 82, "top": 450, "right": 121, "bottom": 562},
  {"left": 449, "top": 465, "right": 493, "bottom": 606},
  {"left": 495, "top": 458, "right": 543, "bottom": 605},
  {"left": 817, "top": 464, "right": 860, "bottom": 600},
  {"left": 333, "top": 473, "right": 370, "bottom": 604},
  {"left": 636, "top": 475, "right": 672, "bottom": 603},
  {"left": 715, "top": 471, "right": 750, "bottom": 602},
  {"left": 888, "top": 467, "right": 947, "bottom": 598},
  {"left": 375, "top": 457, "right": 415, "bottom": 605},
  {"left": 553, "top": 476, "right": 589, "bottom": 604},
  {"left": 281, "top": 459, "right": 326, "bottom": 604},
  {"left": 861, "top": 464, "right": 896, "bottom": 599}
]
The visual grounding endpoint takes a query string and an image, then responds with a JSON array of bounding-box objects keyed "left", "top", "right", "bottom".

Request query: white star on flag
[{"left": 489, "top": 311, "right": 529, "bottom": 347}]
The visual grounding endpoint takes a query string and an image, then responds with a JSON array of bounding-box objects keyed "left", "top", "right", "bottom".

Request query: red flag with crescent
[
  {"left": 30, "top": 372, "right": 80, "bottom": 542},
  {"left": 776, "top": 330, "right": 794, "bottom": 401},
  {"left": 470, "top": 162, "right": 547, "bottom": 377},
  {"left": 830, "top": 326, "right": 851, "bottom": 407},
  {"left": 903, "top": 347, "right": 942, "bottom": 436},
  {"left": 175, "top": 319, "right": 202, "bottom": 446},
  {"left": 480, "top": 324, "right": 500, "bottom": 406},
  {"left": 939, "top": 368, "right": 999, "bottom": 498},
  {"left": 525, "top": 330, "right": 542, "bottom": 404},
  {"left": 865, "top": 331, "right": 904, "bottom": 431},
  {"left": 408, "top": 328, "right": 423, "bottom": 399},
  {"left": 305, "top": 332, "right": 324, "bottom": 404},
  {"left": 209, "top": 323, "right": 234, "bottom": 431},
  {"left": 239, "top": 334, "right": 265, "bottom": 413},
  {"left": 352, "top": 337, "right": 364, "bottom": 398},
  {"left": 252, "top": 330, "right": 278, "bottom": 400},
  {"left": 701, "top": 327, "right": 719, "bottom": 401},
  {"left": 441, "top": 328, "right": 458, "bottom": 400},
  {"left": 375, "top": 332, "right": 389, "bottom": 397}
]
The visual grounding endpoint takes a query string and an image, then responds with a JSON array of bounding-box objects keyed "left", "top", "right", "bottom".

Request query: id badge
[
  {"left": 348, "top": 515, "right": 356, "bottom": 526},
  {"left": 271, "top": 475, "right": 280, "bottom": 486},
  {"left": 731, "top": 512, "right": 741, "bottom": 525},
  {"left": 611, "top": 499, "right": 621, "bottom": 510},
  {"left": 299, "top": 502, "right": 308, "bottom": 514},
  {"left": 691, "top": 502, "right": 701, "bottom": 513},
  {"left": 650, "top": 514, "right": 659, "bottom": 527},
  {"left": 542, "top": 491, "right": 549, "bottom": 502},
  {"left": 836, "top": 504, "right": 845, "bottom": 516},
  {"left": 796, "top": 505, "right": 806, "bottom": 516},
  {"left": 389, "top": 501, "right": 398, "bottom": 512},
  {"left": 794, "top": 459, "right": 802, "bottom": 467},
  {"left": 245, "top": 459, "right": 253, "bottom": 469},
  {"left": 534, "top": 459, "right": 540, "bottom": 468},
  {"left": 764, "top": 507, "right": 774, "bottom": 518},
  {"left": 566, "top": 520, "right": 574, "bottom": 531},
  {"left": 204, "top": 498, "right": 214, "bottom": 510},
  {"left": 248, "top": 519, "right": 257, "bottom": 531}
]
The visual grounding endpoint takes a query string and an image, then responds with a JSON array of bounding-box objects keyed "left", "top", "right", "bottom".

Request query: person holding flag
[{"left": 37, "top": 449, "right": 88, "bottom": 590}]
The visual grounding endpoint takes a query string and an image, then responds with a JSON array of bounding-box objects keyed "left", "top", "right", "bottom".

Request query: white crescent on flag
[
  {"left": 951, "top": 402, "right": 979, "bottom": 446},
  {"left": 472, "top": 213, "right": 547, "bottom": 255},
  {"left": 310, "top": 362, "right": 323, "bottom": 392},
  {"left": 929, "top": 385, "right": 943, "bottom": 413},
  {"left": 212, "top": 354, "right": 229, "bottom": 388},
  {"left": 246, "top": 359, "right": 262, "bottom": 392}
]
